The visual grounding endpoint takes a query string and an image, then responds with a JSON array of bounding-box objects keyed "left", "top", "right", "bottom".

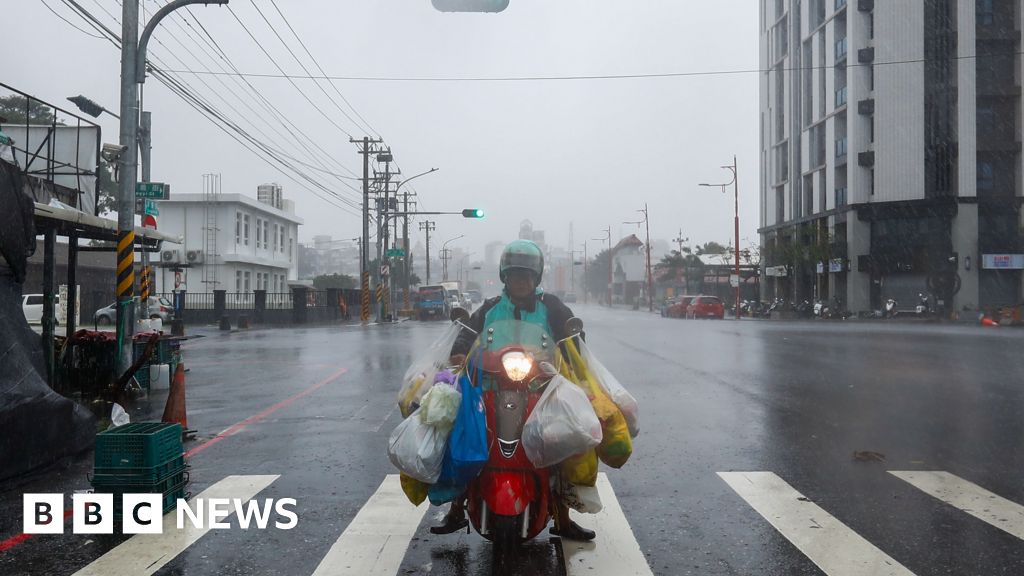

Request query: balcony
[
  {"left": 835, "top": 187, "right": 848, "bottom": 208},
  {"left": 835, "top": 37, "right": 849, "bottom": 63},
  {"left": 835, "top": 86, "right": 848, "bottom": 108}
]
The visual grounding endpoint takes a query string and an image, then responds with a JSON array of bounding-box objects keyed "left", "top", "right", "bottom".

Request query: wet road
[{"left": 3, "top": 305, "right": 1024, "bottom": 575}]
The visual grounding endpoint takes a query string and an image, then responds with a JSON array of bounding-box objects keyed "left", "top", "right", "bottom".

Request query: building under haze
[
  {"left": 759, "top": 0, "right": 1024, "bottom": 314},
  {"left": 155, "top": 187, "right": 301, "bottom": 294}
]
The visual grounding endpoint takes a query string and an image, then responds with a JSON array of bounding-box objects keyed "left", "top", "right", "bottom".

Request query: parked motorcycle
[{"left": 885, "top": 298, "right": 898, "bottom": 319}]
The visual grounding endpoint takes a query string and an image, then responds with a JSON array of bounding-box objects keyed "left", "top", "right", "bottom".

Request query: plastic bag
[
  {"left": 398, "top": 323, "right": 463, "bottom": 418},
  {"left": 387, "top": 408, "right": 448, "bottom": 484},
  {"left": 436, "top": 372, "right": 489, "bottom": 485},
  {"left": 109, "top": 403, "right": 130, "bottom": 429},
  {"left": 522, "top": 375, "right": 603, "bottom": 468},
  {"left": 419, "top": 382, "right": 461, "bottom": 432},
  {"left": 597, "top": 408, "right": 633, "bottom": 469},
  {"left": 400, "top": 472, "right": 429, "bottom": 506},
  {"left": 561, "top": 481, "right": 603, "bottom": 514},
  {"left": 572, "top": 340, "right": 639, "bottom": 437},
  {"left": 561, "top": 449, "right": 598, "bottom": 487}
]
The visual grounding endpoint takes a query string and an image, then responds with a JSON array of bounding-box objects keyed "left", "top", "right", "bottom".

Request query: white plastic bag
[
  {"left": 108, "top": 403, "right": 130, "bottom": 429},
  {"left": 419, "top": 383, "right": 461, "bottom": 432},
  {"left": 561, "top": 481, "right": 603, "bottom": 514},
  {"left": 398, "top": 322, "right": 464, "bottom": 417},
  {"left": 522, "top": 375, "right": 602, "bottom": 468},
  {"left": 578, "top": 340, "right": 639, "bottom": 437},
  {"left": 387, "top": 408, "right": 448, "bottom": 484}
]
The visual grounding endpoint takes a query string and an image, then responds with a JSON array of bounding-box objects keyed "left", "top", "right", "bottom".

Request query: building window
[
  {"left": 868, "top": 13, "right": 874, "bottom": 39},
  {"left": 244, "top": 271, "right": 251, "bottom": 292},
  {"left": 289, "top": 238, "right": 294, "bottom": 262},
  {"left": 263, "top": 221, "right": 270, "bottom": 250},
  {"left": 256, "top": 218, "right": 263, "bottom": 249},
  {"left": 236, "top": 270, "right": 242, "bottom": 291},
  {"left": 243, "top": 214, "right": 250, "bottom": 246},
  {"left": 978, "top": 162, "right": 995, "bottom": 190},
  {"left": 273, "top": 225, "right": 279, "bottom": 254},
  {"left": 235, "top": 212, "right": 242, "bottom": 245},
  {"left": 870, "top": 169, "right": 875, "bottom": 195},
  {"left": 978, "top": 0, "right": 994, "bottom": 26}
]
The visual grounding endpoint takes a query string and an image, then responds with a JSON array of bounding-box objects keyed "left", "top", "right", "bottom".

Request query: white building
[
  {"left": 759, "top": 0, "right": 1024, "bottom": 313},
  {"left": 154, "top": 190, "right": 302, "bottom": 294}
]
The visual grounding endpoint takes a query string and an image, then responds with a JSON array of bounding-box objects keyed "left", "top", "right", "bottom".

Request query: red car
[
  {"left": 687, "top": 295, "right": 725, "bottom": 319},
  {"left": 666, "top": 295, "right": 697, "bottom": 318}
]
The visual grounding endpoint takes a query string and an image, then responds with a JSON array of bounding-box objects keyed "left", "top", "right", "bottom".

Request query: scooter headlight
[{"left": 501, "top": 351, "right": 533, "bottom": 382}]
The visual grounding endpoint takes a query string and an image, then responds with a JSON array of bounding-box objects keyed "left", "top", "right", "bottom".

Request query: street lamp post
[
  {"left": 441, "top": 235, "right": 464, "bottom": 282},
  {"left": 393, "top": 168, "right": 438, "bottom": 313},
  {"left": 115, "top": 0, "right": 228, "bottom": 377},
  {"left": 699, "top": 155, "right": 741, "bottom": 320},
  {"left": 593, "top": 228, "right": 611, "bottom": 306},
  {"left": 581, "top": 242, "right": 589, "bottom": 304},
  {"left": 624, "top": 203, "right": 654, "bottom": 312}
]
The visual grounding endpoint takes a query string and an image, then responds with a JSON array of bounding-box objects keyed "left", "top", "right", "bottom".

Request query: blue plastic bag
[{"left": 437, "top": 371, "right": 489, "bottom": 486}]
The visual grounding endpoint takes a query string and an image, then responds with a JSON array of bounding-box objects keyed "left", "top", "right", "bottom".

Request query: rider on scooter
[{"left": 430, "top": 239, "right": 596, "bottom": 542}]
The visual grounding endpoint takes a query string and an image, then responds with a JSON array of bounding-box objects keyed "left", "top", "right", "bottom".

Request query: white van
[{"left": 21, "top": 294, "right": 62, "bottom": 325}]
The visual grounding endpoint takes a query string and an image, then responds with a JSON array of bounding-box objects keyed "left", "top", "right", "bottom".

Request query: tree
[
  {"left": 584, "top": 249, "right": 612, "bottom": 301},
  {"left": 408, "top": 272, "right": 422, "bottom": 286},
  {"left": 696, "top": 241, "right": 728, "bottom": 255},
  {"left": 0, "top": 95, "right": 59, "bottom": 125},
  {"left": 313, "top": 273, "right": 357, "bottom": 290}
]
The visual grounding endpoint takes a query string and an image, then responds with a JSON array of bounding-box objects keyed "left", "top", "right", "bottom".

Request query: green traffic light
[{"left": 462, "top": 208, "right": 485, "bottom": 218}]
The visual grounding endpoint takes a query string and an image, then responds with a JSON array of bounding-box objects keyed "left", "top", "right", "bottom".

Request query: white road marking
[
  {"left": 560, "top": 473, "right": 655, "bottom": 576},
  {"left": 374, "top": 405, "right": 398, "bottom": 434},
  {"left": 890, "top": 471, "right": 1024, "bottom": 540},
  {"left": 72, "top": 475, "right": 279, "bottom": 576},
  {"left": 718, "top": 471, "right": 915, "bottom": 576},
  {"left": 310, "top": 474, "right": 428, "bottom": 576}
]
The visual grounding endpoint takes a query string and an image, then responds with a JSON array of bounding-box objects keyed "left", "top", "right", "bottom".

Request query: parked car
[
  {"left": 21, "top": 294, "right": 61, "bottom": 325},
  {"left": 465, "top": 289, "right": 483, "bottom": 304},
  {"left": 687, "top": 295, "right": 726, "bottom": 319},
  {"left": 666, "top": 295, "right": 697, "bottom": 318},
  {"left": 93, "top": 296, "right": 173, "bottom": 326}
]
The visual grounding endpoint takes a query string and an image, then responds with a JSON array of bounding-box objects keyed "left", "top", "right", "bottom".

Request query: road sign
[
  {"left": 381, "top": 265, "right": 390, "bottom": 277},
  {"left": 386, "top": 249, "right": 405, "bottom": 258},
  {"left": 144, "top": 199, "right": 159, "bottom": 215},
  {"left": 142, "top": 214, "right": 157, "bottom": 230},
  {"left": 729, "top": 274, "right": 740, "bottom": 288},
  {"left": 135, "top": 182, "right": 170, "bottom": 199}
]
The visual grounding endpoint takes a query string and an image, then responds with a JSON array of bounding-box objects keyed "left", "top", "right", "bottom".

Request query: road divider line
[
  {"left": 310, "top": 474, "right": 428, "bottom": 576},
  {"left": 186, "top": 366, "right": 348, "bottom": 458},
  {"left": 560, "top": 473, "right": 654, "bottom": 576},
  {"left": 72, "top": 475, "right": 279, "bottom": 576},
  {"left": 717, "top": 471, "right": 915, "bottom": 576},
  {"left": 890, "top": 471, "right": 1024, "bottom": 540}
]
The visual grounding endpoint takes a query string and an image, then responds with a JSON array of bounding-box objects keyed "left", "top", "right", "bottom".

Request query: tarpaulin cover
[{"left": 0, "top": 159, "right": 95, "bottom": 481}]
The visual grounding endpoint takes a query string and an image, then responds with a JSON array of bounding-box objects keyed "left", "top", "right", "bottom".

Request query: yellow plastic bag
[
  {"left": 399, "top": 472, "right": 429, "bottom": 506},
  {"left": 561, "top": 449, "right": 599, "bottom": 487},
  {"left": 597, "top": 409, "right": 632, "bottom": 468},
  {"left": 562, "top": 341, "right": 619, "bottom": 422}
]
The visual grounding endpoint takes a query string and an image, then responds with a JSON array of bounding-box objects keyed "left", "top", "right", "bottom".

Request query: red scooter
[{"left": 455, "top": 313, "right": 583, "bottom": 562}]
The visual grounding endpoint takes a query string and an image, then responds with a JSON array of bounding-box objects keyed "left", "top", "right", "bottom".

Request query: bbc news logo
[{"left": 24, "top": 494, "right": 298, "bottom": 534}]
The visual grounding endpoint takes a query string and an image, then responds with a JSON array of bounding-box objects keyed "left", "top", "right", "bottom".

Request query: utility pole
[
  {"left": 351, "top": 136, "right": 383, "bottom": 324},
  {"left": 699, "top": 156, "right": 741, "bottom": 320},
  {"left": 594, "top": 227, "right": 612, "bottom": 307},
  {"left": 625, "top": 204, "right": 654, "bottom": 311},
  {"left": 419, "top": 221, "right": 435, "bottom": 284},
  {"left": 581, "top": 241, "right": 589, "bottom": 304},
  {"left": 674, "top": 229, "right": 688, "bottom": 255},
  {"left": 116, "top": 0, "right": 226, "bottom": 377},
  {"left": 139, "top": 109, "right": 152, "bottom": 320},
  {"left": 402, "top": 190, "right": 414, "bottom": 312}
]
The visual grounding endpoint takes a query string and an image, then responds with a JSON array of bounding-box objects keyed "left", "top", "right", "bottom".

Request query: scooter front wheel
[{"left": 490, "top": 514, "right": 522, "bottom": 570}]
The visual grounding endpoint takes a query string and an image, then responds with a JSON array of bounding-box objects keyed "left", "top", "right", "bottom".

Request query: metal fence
[{"left": 157, "top": 289, "right": 361, "bottom": 326}]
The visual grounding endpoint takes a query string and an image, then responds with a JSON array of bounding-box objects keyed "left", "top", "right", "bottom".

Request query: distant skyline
[{"left": 5, "top": 0, "right": 760, "bottom": 261}]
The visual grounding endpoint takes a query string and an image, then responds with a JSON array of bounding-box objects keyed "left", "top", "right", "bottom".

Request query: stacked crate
[{"left": 91, "top": 423, "right": 188, "bottom": 518}]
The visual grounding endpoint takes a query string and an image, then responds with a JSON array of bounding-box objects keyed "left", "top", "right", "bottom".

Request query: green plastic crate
[
  {"left": 94, "top": 423, "right": 183, "bottom": 469},
  {"left": 92, "top": 456, "right": 186, "bottom": 486},
  {"left": 94, "top": 473, "right": 189, "bottom": 519}
]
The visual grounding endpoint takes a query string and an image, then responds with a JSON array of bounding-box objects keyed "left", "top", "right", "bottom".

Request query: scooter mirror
[
  {"left": 564, "top": 317, "right": 583, "bottom": 336},
  {"left": 450, "top": 307, "right": 471, "bottom": 325}
]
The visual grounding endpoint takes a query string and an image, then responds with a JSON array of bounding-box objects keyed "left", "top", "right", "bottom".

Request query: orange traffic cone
[
  {"left": 981, "top": 317, "right": 1000, "bottom": 327},
  {"left": 162, "top": 362, "right": 188, "bottom": 430}
]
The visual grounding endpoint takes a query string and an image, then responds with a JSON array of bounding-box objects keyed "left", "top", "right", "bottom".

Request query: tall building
[
  {"left": 759, "top": 0, "right": 1024, "bottom": 313},
  {"left": 257, "top": 182, "right": 283, "bottom": 210}
]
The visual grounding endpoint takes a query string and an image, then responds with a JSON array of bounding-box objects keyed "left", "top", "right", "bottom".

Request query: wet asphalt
[{"left": 2, "top": 304, "right": 1024, "bottom": 575}]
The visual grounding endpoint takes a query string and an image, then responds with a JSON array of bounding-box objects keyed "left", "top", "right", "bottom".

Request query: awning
[{"left": 33, "top": 202, "right": 182, "bottom": 247}]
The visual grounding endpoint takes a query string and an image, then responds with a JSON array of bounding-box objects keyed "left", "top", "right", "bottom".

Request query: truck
[{"left": 416, "top": 285, "right": 450, "bottom": 321}]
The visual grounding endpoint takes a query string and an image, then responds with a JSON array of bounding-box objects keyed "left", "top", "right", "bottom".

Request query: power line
[
  {"left": 159, "top": 50, "right": 1024, "bottom": 82},
  {"left": 42, "top": 0, "right": 104, "bottom": 38}
]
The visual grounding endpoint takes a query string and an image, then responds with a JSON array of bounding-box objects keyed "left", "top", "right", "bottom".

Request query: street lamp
[
  {"left": 67, "top": 95, "right": 120, "bottom": 119},
  {"left": 624, "top": 203, "right": 654, "bottom": 312},
  {"left": 593, "top": 227, "right": 611, "bottom": 306},
  {"left": 441, "top": 235, "right": 464, "bottom": 281},
  {"left": 391, "top": 167, "right": 438, "bottom": 313},
  {"left": 699, "top": 155, "right": 741, "bottom": 320}
]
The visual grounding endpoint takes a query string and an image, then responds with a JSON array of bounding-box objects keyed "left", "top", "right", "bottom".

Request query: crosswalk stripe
[
  {"left": 890, "top": 471, "right": 1024, "bottom": 540},
  {"left": 560, "top": 473, "right": 654, "bottom": 576},
  {"left": 310, "top": 474, "right": 428, "bottom": 576},
  {"left": 72, "top": 475, "right": 280, "bottom": 576},
  {"left": 718, "top": 471, "right": 916, "bottom": 576}
]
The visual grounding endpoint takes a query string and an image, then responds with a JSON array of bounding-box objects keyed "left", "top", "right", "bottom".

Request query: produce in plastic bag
[
  {"left": 561, "top": 480, "right": 603, "bottom": 514},
  {"left": 398, "top": 323, "right": 464, "bottom": 417},
  {"left": 399, "top": 472, "right": 429, "bottom": 506},
  {"left": 387, "top": 408, "right": 448, "bottom": 484},
  {"left": 573, "top": 340, "right": 639, "bottom": 437},
  {"left": 419, "top": 383, "right": 461, "bottom": 431},
  {"left": 522, "top": 375, "right": 602, "bottom": 468},
  {"left": 561, "top": 449, "right": 598, "bottom": 487},
  {"left": 436, "top": 372, "right": 489, "bottom": 485},
  {"left": 597, "top": 408, "right": 633, "bottom": 468}
]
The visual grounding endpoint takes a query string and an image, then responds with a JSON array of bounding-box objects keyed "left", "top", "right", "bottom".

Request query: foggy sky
[{"left": 6, "top": 0, "right": 760, "bottom": 262}]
